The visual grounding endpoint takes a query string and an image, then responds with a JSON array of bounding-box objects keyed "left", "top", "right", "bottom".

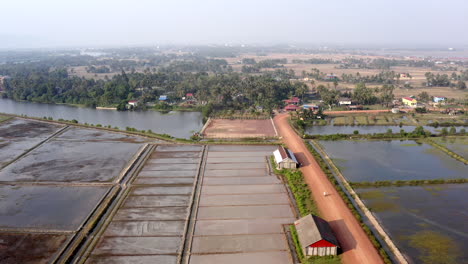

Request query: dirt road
[{"left": 274, "top": 113, "right": 383, "bottom": 264}]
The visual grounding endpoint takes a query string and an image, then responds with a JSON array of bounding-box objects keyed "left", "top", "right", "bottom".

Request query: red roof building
[
  {"left": 186, "top": 93, "right": 194, "bottom": 97},
  {"left": 294, "top": 214, "right": 339, "bottom": 256},
  {"left": 285, "top": 104, "right": 300, "bottom": 111},
  {"left": 285, "top": 97, "right": 301, "bottom": 105}
]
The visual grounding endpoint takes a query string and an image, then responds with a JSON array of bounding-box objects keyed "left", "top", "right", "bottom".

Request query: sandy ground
[
  {"left": 274, "top": 113, "right": 384, "bottom": 264},
  {"left": 202, "top": 119, "right": 277, "bottom": 138}
]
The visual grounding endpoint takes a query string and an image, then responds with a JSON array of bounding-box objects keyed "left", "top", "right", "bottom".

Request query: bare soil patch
[{"left": 202, "top": 119, "right": 277, "bottom": 139}]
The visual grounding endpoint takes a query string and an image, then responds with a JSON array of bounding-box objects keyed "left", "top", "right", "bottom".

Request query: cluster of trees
[
  {"left": 340, "top": 71, "right": 404, "bottom": 85},
  {"left": 86, "top": 65, "right": 111, "bottom": 73},
  {"left": 317, "top": 83, "right": 395, "bottom": 108},
  {"left": 425, "top": 72, "right": 466, "bottom": 89},
  {"left": 3, "top": 63, "right": 305, "bottom": 112},
  {"left": 240, "top": 58, "right": 288, "bottom": 73}
]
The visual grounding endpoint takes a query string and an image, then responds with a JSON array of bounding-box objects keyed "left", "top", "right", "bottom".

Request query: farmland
[{"left": 315, "top": 137, "right": 468, "bottom": 263}]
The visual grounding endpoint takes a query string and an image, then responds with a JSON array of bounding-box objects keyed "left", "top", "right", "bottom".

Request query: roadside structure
[
  {"left": 433, "top": 96, "right": 446, "bottom": 103},
  {"left": 294, "top": 214, "right": 339, "bottom": 256},
  {"left": 273, "top": 146, "right": 298, "bottom": 169},
  {"left": 402, "top": 97, "right": 417, "bottom": 107},
  {"left": 338, "top": 98, "right": 352, "bottom": 106}
]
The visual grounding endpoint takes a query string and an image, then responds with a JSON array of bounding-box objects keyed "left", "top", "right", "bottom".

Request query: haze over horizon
[{"left": 1, "top": 0, "right": 467, "bottom": 49}]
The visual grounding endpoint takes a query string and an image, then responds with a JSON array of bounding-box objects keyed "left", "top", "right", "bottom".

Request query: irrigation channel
[
  {"left": 0, "top": 98, "right": 203, "bottom": 138},
  {"left": 0, "top": 117, "right": 300, "bottom": 264}
]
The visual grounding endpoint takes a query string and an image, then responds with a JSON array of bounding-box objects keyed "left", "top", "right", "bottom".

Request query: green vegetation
[
  {"left": 270, "top": 157, "right": 318, "bottom": 216},
  {"left": 0, "top": 114, "right": 12, "bottom": 123},
  {"left": 407, "top": 230, "right": 461, "bottom": 264},
  {"left": 350, "top": 178, "right": 468, "bottom": 188},
  {"left": 425, "top": 138, "right": 468, "bottom": 164},
  {"left": 306, "top": 141, "right": 392, "bottom": 264}
]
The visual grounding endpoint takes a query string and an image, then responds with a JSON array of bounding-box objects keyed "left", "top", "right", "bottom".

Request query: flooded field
[
  {"left": 319, "top": 140, "right": 467, "bottom": 182},
  {"left": 431, "top": 137, "right": 468, "bottom": 159},
  {"left": 0, "top": 118, "right": 149, "bottom": 263},
  {"left": 0, "top": 118, "right": 63, "bottom": 167},
  {"left": 306, "top": 125, "right": 439, "bottom": 135},
  {"left": 356, "top": 184, "right": 468, "bottom": 264},
  {"left": 0, "top": 185, "right": 109, "bottom": 231},
  {"left": 0, "top": 233, "right": 71, "bottom": 264},
  {"left": 0, "top": 140, "right": 142, "bottom": 182}
]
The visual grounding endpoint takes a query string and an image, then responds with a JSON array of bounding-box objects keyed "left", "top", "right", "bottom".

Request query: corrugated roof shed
[
  {"left": 273, "top": 146, "right": 298, "bottom": 164},
  {"left": 294, "top": 214, "right": 339, "bottom": 248}
]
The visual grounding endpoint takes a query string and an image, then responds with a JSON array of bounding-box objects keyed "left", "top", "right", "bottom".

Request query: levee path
[{"left": 274, "top": 113, "right": 384, "bottom": 264}]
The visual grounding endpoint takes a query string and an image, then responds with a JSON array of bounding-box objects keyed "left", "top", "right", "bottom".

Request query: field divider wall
[{"left": 181, "top": 145, "right": 207, "bottom": 264}]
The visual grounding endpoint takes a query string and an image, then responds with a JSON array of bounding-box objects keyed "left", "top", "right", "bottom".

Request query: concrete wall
[
  {"left": 306, "top": 246, "right": 337, "bottom": 256},
  {"left": 278, "top": 161, "right": 297, "bottom": 169}
]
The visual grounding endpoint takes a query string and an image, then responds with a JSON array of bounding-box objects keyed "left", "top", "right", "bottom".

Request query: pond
[
  {"left": 318, "top": 140, "right": 467, "bottom": 182},
  {"left": 356, "top": 184, "right": 468, "bottom": 264},
  {"left": 0, "top": 98, "right": 203, "bottom": 138}
]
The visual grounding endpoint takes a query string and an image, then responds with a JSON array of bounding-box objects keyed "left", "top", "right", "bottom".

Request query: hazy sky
[{"left": 1, "top": 0, "right": 467, "bottom": 48}]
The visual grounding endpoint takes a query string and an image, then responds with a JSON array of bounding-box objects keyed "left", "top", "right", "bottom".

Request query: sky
[{"left": 1, "top": 0, "right": 467, "bottom": 48}]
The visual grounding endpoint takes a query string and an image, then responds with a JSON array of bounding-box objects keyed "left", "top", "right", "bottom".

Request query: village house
[
  {"left": 273, "top": 146, "right": 298, "bottom": 169},
  {"left": 159, "top": 95, "right": 168, "bottom": 101},
  {"left": 402, "top": 97, "right": 417, "bottom": 107},
  {"left": 433, "top": 96, "right": 446, "bottom": 103},
  {"left": 127, "top": 100, "right": 138, "bottom": 107},
  {"left": 284, "top": 104, "right": 300, "bottom": 112},
  {"left": 325, "top": 74, "right": 338, "bottom": 81},
  {"left": 284, "top": 97, "right": 301, "bottom": 105},
  {"left": 338, "top": 98, "right": 352, "bottom": 106},
  {"left": 294, "top": 214, "right": 340, "bottom": 256}
]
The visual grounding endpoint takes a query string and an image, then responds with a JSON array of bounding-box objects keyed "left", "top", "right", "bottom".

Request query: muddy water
[
  {"left": 0, "top": 185, "right": 109, "bottom": 231},
  {"left": 0, "top": 233, "right": 71, "bottom": 264},
  {"left": 319, "top": 140, "right": 467, "bottom": 182},
  {"left": 0, "top": 140, "right": 142, "bottom": 182},
  {"left": 0, "top": 119, "right": 63, "bottom": 167},
  {"left": 356, "top": 184, "right": 468, "bottom": 264},
  {"left": 0, "top": 98, "right": 203, "bottom": 138}
]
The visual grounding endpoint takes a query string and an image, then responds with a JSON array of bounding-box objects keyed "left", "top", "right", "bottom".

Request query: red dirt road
[{"left": 274, "top": 113, "right": 383, "bottom": 264}]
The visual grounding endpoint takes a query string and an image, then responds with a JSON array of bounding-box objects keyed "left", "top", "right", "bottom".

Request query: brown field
[{"left": 202, "top": 119, "right": 277, "bottom": 139}]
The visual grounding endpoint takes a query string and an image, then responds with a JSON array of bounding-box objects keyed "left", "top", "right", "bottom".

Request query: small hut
[
  {"left": 294, "top": 214, "right": 339, "bottom": 256},
  {"left": 273, "top": 146, "right": 298, "bottom": 169}
]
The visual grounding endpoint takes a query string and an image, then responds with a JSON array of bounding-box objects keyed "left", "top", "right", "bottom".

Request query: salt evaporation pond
[
  {"left": 356, "top": 184, "right": 468, "bottom": 264},
  {"left": 318, "top": 140, "right": 467, "bottom": 182}
]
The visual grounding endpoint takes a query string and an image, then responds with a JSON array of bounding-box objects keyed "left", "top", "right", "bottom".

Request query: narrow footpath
[{"left": 274, "top": 113, "right": 384, "bottom": 264}]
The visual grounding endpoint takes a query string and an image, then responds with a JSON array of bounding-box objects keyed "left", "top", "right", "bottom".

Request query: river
[{"left": 0, "top": 98, "right": 203, "bottom": 139}]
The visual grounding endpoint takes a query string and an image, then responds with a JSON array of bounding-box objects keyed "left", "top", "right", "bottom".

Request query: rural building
[
  {"left": 294, "top": 214, "right": 339, "bottom": 256},
  {"left": 285, "top": 97, "right": 301, "bottom": 105},
  {"left": 338, "top": 98, "right": 352, "bottom": 106},
  {"left": 402, "top": 97, "right": 417, "bottom": 107},
  {"left": 303, "top": 105, "right": 319, "bottom": 110},
  {"left": 285, "top": 104, "right": 300, "bottom": 111},
  {"left": 186, "top": 93, "right": 194, "bottom": 98},
  {"left": 433, "top": 96, "right": 446, "bottom": 103},
  {"left": 273, "top": 146, "right": 298, "bottom": 169},
  {"left": 325, "top": 74, "right": 338, "bottom": 80},
  {"left": 347, "top": 105, "right": 363, "bottom": 110},
  {"left": 128, "top": 100, "right": 138, "bottom": 107},
  {"left": 159, "top": 95, "right": 168, "bottom": 101}
]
